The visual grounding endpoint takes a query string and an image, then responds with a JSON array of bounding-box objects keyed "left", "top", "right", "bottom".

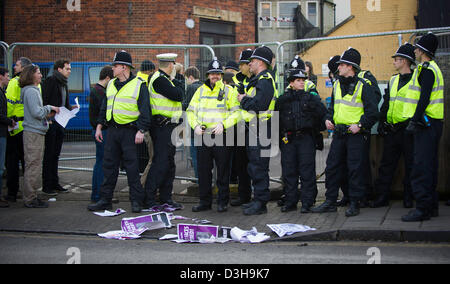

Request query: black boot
[
  {"left": 403, "top": 192, "right": 414, "bottom": 209},
  {"left": 300, "top": 203, "right": 313, "bottom": 213},
  {"left": 243, "top": 201, "right": 267, "bottom": 215},
  {"left": 87, "top": 199, "right": 112, "bottom": 211},
  {"left": 401, "top": 209, "right": 430, "bottom": 222},
  {"left": 131, "top": 201, "right": 142, "bottom": 213},
  {"left": 336, "top": 196, "right": 349, "bottom": 207},
  {"left": 280, "top": 203, "right": 297, "bottom": 213},
  {"left": 345, "top": 201, "right": 360, "bottom": 217},
  {"left": 192, "top": 204, "right": 212, "bottom": 212},
  {"left": 311, "top": 200, "right": 337, "bottom": 213},
  {"left": 370, "top": 194, "right": 390, "bottom": 208}
]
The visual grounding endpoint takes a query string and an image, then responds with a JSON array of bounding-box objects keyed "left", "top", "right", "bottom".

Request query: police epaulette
[
  {"left": 357, "top": 77, "right": 372, "bottom": 86},
  {"left": 422, "top": 62, "right": 430, "bottom": 68},
  {"left": 136, "top": 77, "right": 144, "bottom": 82}
]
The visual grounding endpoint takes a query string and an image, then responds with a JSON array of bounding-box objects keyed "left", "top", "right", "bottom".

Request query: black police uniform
[{"left": 276, "top": 81, "right": 327, "bottom": 212}]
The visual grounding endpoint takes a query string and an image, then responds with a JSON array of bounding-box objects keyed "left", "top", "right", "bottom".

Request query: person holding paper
[
  {"left": 0, "top": 67, "right": 14, "bottom": 208},
  {"left": 41, "top": 59, "right": 77, "bottom": 196},
  {"left": 19, "top": 64, "right": 60, "bottom": 208}
]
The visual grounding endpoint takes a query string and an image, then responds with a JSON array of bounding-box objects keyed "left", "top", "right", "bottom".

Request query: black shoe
[
  {"left": 42, "top": 189, "right": 58, "bottom": 196},
  {"left": 163, "top": 200, "right": 183, "bottom": 210},
  {"left": 87, "top": 199, "right": 112, "bottom": 211},
  {"left": 277, "top": 195, "right": 286, "bottom": 207},
  {"left": 345, "top": 201, "right": 360, "bottom": 217},
  {"left": 300, "top": 204, "right": 312, "bottom": 213},
  {"left": 311, "top": 200, "right": 337, "bottom": 213},
  {"left": 24, "top": 198, "right": 49, "bottom": 208},
  {"left": 230, "top": 199, "right": 250, "bottom": 207},
  {"left": 336, "top": 196, "right": 349, "bottom": 207},
  {"left": 370, "top": 196, "right": 390, "bottom": 208},
  {"left": 131, "top": 201, "right": 142, "bottom": 213},
  {"left": 192, "top": 204, "right": 212, "bottom": 212},
  {"left": 242, "top": 201, "right": 255, "bottom": 209},
  {"left": 243, "top": 201, "right": 267, "bottom": 215},
  {"left": 402, "top": 209, "right": 431, "bottom": 222},
  {"left": 217, "top": 204, "right": 228, "bottom": 213},
  {"left": 56, "top": 184, "right": 70, "bottom": 193},
  {"left": 446, "top": 200, "right": 450, "bottom": 206},
  {"left": 0, "top": 198, "right": 9, "bottom": 208},
  {"left": 280, "top": 204, "right": 297, "bottom": 213}
]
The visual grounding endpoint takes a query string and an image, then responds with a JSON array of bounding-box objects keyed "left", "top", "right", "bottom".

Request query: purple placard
[
  {"left": 121, "top": 212, "right": 171, "bottom": 233},
  {"left": 177, "top": 224, "right": 219, "bottom": 241}
]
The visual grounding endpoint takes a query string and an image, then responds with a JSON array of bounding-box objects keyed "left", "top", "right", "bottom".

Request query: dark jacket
[
  {"left": 0, "top": 87, "right": 14, "bottom": 137},
  {"left": 183, "top": 80, "right": 202, "bottom": 111},
  {"left": 89, "top": 83, "right": 107, "bottom": 129},
  {"left": 241, "top": 69, "right": 275, "bottom": 113},
  {"left": 42, "top": 72, "right": 72, "bottom": 110}
]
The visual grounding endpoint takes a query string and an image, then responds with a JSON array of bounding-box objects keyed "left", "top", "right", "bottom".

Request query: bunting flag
[{"left": 259, "top": 16, "right": 296, "bottom": 22}]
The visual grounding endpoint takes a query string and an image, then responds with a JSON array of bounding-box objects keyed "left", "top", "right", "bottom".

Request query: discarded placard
[
  {"left": 93, "top": 208, "right": 126, "bottom": 217},
  {"left": 267, "top": 223, "right": 316, "bottom": 238},
  {"left": 121, "top": 212, "right": 172, "bottom": 233}
]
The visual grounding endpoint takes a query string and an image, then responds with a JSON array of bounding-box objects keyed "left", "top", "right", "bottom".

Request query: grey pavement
[{"left": 1, "top": 138, "right": 449, "bottom": 243}]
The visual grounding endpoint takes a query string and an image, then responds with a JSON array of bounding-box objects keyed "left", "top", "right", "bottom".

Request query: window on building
[
  {"left": 307, "top": 1, "right": 318, "bottom": 27},
  {"left": 260, "top": 2, "right": 272, "bottom": 28},
  {"left": 278, "top": 1, "right": 299, "bottom": 28}
]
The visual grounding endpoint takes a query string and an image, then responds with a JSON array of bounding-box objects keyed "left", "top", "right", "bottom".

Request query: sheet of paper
[
  {"left": 267, "top": 223, "right": 316, "bottom": 238},
  {"left": 8, "top": 123, "right": 19, "bottom": 132},
  {"left": 54, "top": 97, "right": 80, "bottom": 128},
  {"left": 93, "top": 208, "right": 126, "bottom": 217},
  {"left": 230, "top": 226, "right": 270, "bottom": 243}
]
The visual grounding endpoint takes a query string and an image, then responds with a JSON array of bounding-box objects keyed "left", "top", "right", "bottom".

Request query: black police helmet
[
  {"left": 337, "top": 47, "right": 361, "bottom": 71},
  {"left": 207, "top": 58, "right": 223, "bottom": 74},
  {"left": 112, "top": 50, "right": 134, "bottom": 69},
  {"left": 328, "top": 55, "right": 341, "bottom": 74},
  {"left": 225, "top": 60, "right": 239, "bottom": 72},
  {"left": 415, "top": 32, "right": 439, "bottom": 57},
  {"left": 249, "top": 46, "right": 273, "bottom": 68},
  {"left": 392, "top": 43, "right": 415, "bottom": 63},
  {"left": 289, "top": 55, "right": 306, "bottom": 71},
  {"left": 239, "top": 49, "right": 253, "bottom": 64},
  {"left": 288, "top": 69, "right": 308, "bottom": 82},
  {"left": 141, "top": 60, "right": 155, "bottom": 71}
]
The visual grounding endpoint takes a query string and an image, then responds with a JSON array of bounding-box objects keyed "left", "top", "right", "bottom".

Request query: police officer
[
  {"left": 88, "top": 50, "right": 151, "bottom": 213},
  {"left": 229, "top": 49, "right": 253, "bottom": 207},
  {"left": 137, "top": 60, "right": 155, "bottom": 85},
  {"left": 282, "top": 56, "right": 319, "bottom": 95},
  {"left": 187, "top": 58, "right": 240, "bottom": 212},
  {"left": 238, "top": 46, "right": 277, "bottom": 215},
  {"left": 276, "top": 68, "right": 327, "bottom": 213},
  {"left": 144, "top": 53, "right": 184, "bottom": 209},
  {"left": 5, "top": 57, "right": 32, "bottom": 202},
  {"left": 401, "top": 33, "right": 444, "bottom": 222},
  {"left": 312, "top": 48, "right": 379, "bottom": 217},
  {"left": 371, "top": 43, "right": 416, "bottom": 208}
]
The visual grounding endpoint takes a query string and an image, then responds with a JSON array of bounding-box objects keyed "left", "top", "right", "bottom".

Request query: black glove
[
  {"left": 406, "top": 120, "right": 421, "bottom": 133},
  {"left": 377, "top": 121, "right": 388, "bottom": 137},
  {"left": 237, "top": 83, "right": 245, "bottom": 95}
]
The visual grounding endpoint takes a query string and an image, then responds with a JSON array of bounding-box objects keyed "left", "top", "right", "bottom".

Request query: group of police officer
[{"left": 87, "top": 32, "right": 445, "bottom": 221}]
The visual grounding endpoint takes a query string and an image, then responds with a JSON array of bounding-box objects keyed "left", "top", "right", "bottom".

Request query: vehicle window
[
  {"left": 89, "top": 66, "right": 103, "bottom": 88},
  {"left": 68, "top": 67, "right": 83, "bottom": 93}
]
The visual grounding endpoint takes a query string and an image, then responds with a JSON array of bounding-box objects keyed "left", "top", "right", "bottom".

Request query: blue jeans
[
  {"left": 92, "top": 130, "right": 107, "bottom": 202},
  {"left": 0, "top": 137, "right": 6, "bottom": 196}
]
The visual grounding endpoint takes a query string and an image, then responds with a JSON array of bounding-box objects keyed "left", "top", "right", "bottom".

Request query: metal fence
[{"left": 3, "top": 26, "right": 450, "bottom": 187}]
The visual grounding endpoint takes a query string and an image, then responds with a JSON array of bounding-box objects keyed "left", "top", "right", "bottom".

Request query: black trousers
[
  {"left": 43, "top": 122, "right": 65, "bottom": 190},
  {"left": 100, "top": 127, "right": 144, "bottom": 203},
  {"left": 410, "top": 119, "right": 443, "bottom": 214},
  {"left": 234, "top": 145, "right": 251, "bottom": 203},
  {"left": 325, "top": 133, "right": 370, "bottom": 202},
  {"left": 374, "top": 127, "right": 414, "bottom": 200},
  {"left": 144, "top": 123, "right": 177, "bottom": 204},
  {"left": 246, "top": 120, "right": 271, "bottom": 205},
  {"left": 280, "top": 133, "right": 318, "bottom": 207},
  {"left": 6, "top": 131, "right": 24, "bottom": 198},
  {"left": 197, "top": 134, "right": 232, "bottom": 206}
]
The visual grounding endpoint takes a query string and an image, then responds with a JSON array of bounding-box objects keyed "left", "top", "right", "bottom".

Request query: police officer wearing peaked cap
[
  {"left": 401, "top": 33, "right": 444, "bottom": 222},
  {"left": 238, "top": 46, "right": 278, "bottom": 215},
  {"left": 187, "top": 58, "right": 240, "bottom": 213},
  {"left": 276, "top": 68, "right": 327, "bottom": 213},
  {"left": 88, "top": 50, "right": 152, "bottom": 213},
  {"left": 312, "top": 47, "right": 379, "bottom": 217},
  {"left": 144, "top": 52, "right": 184, "bottom": 210}
]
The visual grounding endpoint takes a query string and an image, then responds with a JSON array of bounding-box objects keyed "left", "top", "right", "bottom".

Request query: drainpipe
[{"left": 255, "top": 0, "right": 259, "bottom": 42}]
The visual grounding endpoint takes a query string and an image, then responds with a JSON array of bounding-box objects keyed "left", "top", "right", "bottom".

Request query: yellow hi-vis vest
[
  {"left": 284, "top": 79, "right": 318, "bottom": 95},
  {"left": 402, "top": 61, "right": 444, "bottom": 120},
  {"left": 149, "top": 71, "right": 182, "bottom": 122},
  {"left": 186, "top": 79, "right": 240, "bottom": 131},
  {"left": 106, "top": 77, "right": 142, "bottom": 125},
  {"left": 241, "top": 71, "right": 278, "bottom": 122},
  {"left": 386, "top": 74, "right": 412, "bottom": 124},
  {"left": 333, "top": 78, "right": 369, "bottom": 125},
  {"left": 6, "top": 76, "right": 24, "bottom": 136},
  {"left": 136, "top": 71, "right": 149, "bottom": 85}
]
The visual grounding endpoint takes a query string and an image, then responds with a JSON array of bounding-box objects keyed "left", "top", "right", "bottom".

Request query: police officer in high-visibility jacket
[
  {"left": 5, "top": 57, "right": 32, "bottom": 202},
  {"left": 187, "top": 58, "right": 241, "bottom": 213},
  {"left": 371, "top": 43, "right": 416, "bottom": 209},
  {"left": 144, "top": 53, "right": 184, "bottom": 210},
  {"left": 238, "top": 46, "right": 277, "bottom": 215},
  {"left": 88, "top": 50, "right": 151, "bottom": 213},
  {"left": 229, "top": 49, "right": 253, "bottom": 207},
  {"left": 282, "top": 56, "right": 319, "bottom": 95},
  {"left": 312, "top": 48, "right": 379, "bottom": 217},
  {"left": 401, "top": 33, "right": 444, "bottom": 222}
]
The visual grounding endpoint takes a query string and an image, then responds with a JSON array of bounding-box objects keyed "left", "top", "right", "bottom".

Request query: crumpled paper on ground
[
  {"left": 230, "top": 227, "right": 270, "bottom": 243},
  {"left": 267, "top": 223, "right": 316, "bottom": 237}
]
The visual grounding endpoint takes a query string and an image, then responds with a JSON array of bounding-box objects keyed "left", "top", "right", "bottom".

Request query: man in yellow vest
[
  {"left": 312, "top": 48, "right": 379, "bottom": 217},
  {"left": 371, "top": 43, "right": 416, "bottom": 209},
  {"left": 401, "top": 33, "right": 444, "bottom": 222},
  {"left": 88, "top": 50, "right": 151, "bottom": 213},
  {"left": 136, "top": 60, "right": 155, "bottom": 86},
  {"left": 238, "top": 46, "right": 277, "bottom": 215},
  {"left": 5, "top": 57, "right": 32, "bottom": 202},
  {"left": 144, "top": 53, "right": 184, "bottom": 210},
  {"left": 187, "top": 58, "right": 240, "bottom": 213}
]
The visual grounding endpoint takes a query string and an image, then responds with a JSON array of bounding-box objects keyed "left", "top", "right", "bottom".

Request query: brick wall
[{"left": 4, "top": 0, "right": 256, "bottom": 65}]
